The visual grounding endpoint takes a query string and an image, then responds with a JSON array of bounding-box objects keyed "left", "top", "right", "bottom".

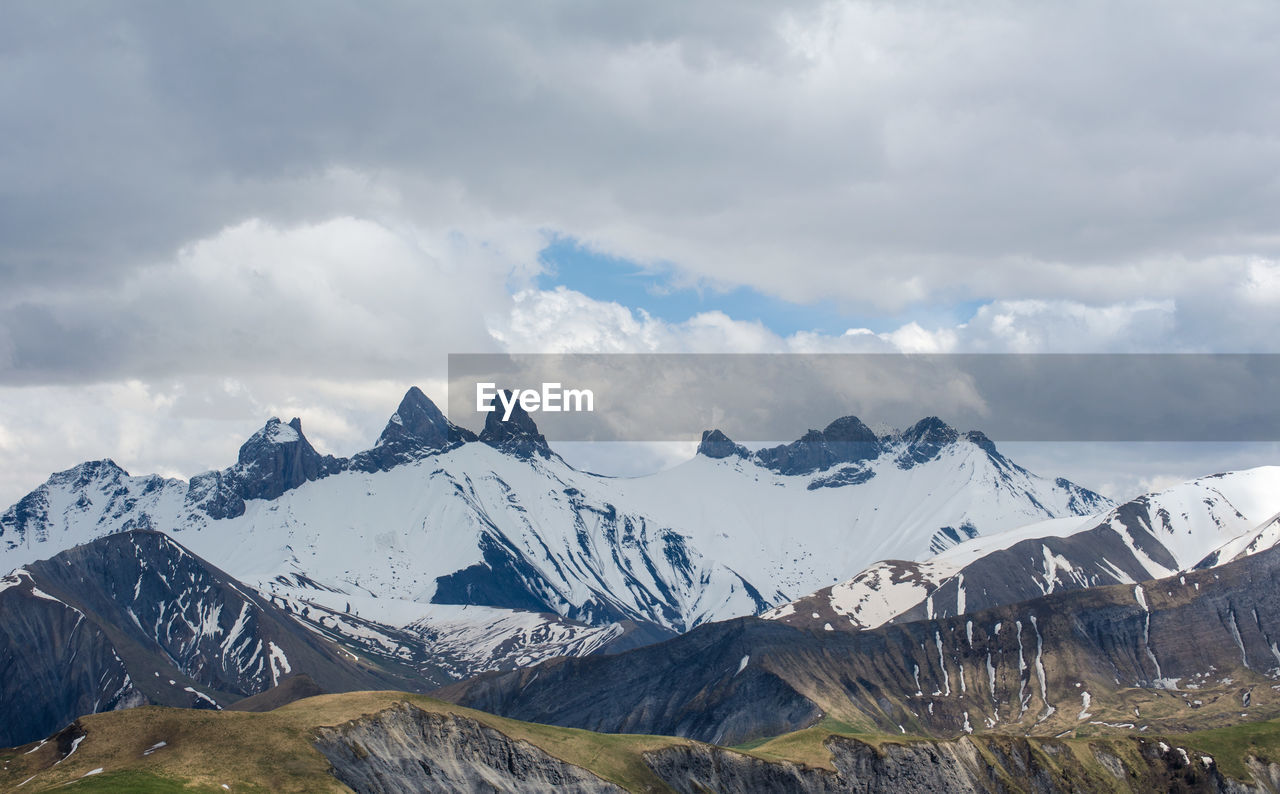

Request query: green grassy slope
[{"left": 6, "top": 691, "right": 1280, "bottom": 793}]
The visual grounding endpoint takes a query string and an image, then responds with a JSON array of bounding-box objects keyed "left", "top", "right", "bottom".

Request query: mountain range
[
  {"left": 8, "top": 386, "right": 1280, "bottom": 790},
  {"left": 0, "top": 389, "right": 1110, "bottom": 636}
]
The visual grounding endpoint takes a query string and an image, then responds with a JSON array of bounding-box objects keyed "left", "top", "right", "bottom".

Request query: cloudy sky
[{"left": 3, "top": 1, "right": 1280, "bottom": 506}]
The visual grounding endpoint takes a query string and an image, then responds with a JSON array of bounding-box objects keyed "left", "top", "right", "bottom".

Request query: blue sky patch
[{"left": 536, "top": 235, "right": 984, "bottom": 337}]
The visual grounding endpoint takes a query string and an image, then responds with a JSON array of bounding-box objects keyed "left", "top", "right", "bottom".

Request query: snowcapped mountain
[
  {"left": 1196, "top": 510, "right": 1280, "bottom": 569},
  {"left": 259, "top": 587, "right": 648, "bottom": 683},
  {"left": 765, "top": 466, "right": 1280, "bottom": 632},
  {"left": 0, "top": 524, "right": 674, "bottom": 747},
  {"left": 14, "top": 383, "right": 1280, "bottom": 763},
  {"left": 0, "top": 388, "right": 1108, "bottom": 643},
  {"left": 0, "top": 388, "right": 1113, "bottom": 642}
]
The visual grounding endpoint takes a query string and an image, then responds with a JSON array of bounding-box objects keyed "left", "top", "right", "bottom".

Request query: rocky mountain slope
[
  {"left": 0, "top": 388, "right": 1110, "bottom": 645},
  {"left": 440, "top": 535, "right": 1280, "bottom": 746},
  {"left": 0, "top": 531, "right": 430, "bottom": 747},
  {"left": 764, "top": 467, "right": 1280, "bottom": 633}
]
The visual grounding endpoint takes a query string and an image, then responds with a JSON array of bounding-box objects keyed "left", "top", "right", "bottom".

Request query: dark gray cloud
[
  {"left": 447, "top": 353, "right": 1280, "bottom": 443},
  {"left": 3, "top": 1, "right": 1280, "bottom": 506},
  {"left": 0, "top": 217, "right": 517, "bottom": 385},
  {"left": 5, "top": 0, "right": 1280, "bottom": 304}
]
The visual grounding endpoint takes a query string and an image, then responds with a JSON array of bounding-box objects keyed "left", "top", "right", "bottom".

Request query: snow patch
[
  {"left": 55, "top": 735, "right": 86, "bottom": 765},
  {"left": 267, "top": 641, "right": 292, "bottom": 686},
  {"left": 185, "top": 687, "right": 220, "bottom": 709},
  {"left": 266, "top": 422, "right": 300, "bottom": 444},
  {"left": 1078, "top": 691, "right": 1092, "bottom": 720}
]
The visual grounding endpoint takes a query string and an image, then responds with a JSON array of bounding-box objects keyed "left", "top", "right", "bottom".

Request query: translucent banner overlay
[{"left": 447, "top": 354, "right": 1280, "bottom": 442}]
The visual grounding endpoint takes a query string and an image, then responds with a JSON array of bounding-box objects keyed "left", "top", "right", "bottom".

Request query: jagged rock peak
[
  {"left": 898, "top": 416, "right": 959, "bottom": 445},
  {"left": 239, "top": 417, "right": 309, "bottom": 461},
  {"left": 820, "top": 415, "right": 879, "bottom": 445},
  {"left": 349, "top": 388, "right": 477, "bottom": 473},
  {"left": 191, "top": 416, "right": 343, "bottom": 520},
  {"left": 753, "top": 415, "right": 882, "bottom": 475},
  {"left": 697, "top": 429, "right": 748, "bottom": 459},
  {"left": 478, "top": 390, "right": 552, "bottom": 459},
  {"left": 378, "top": 387, "right": 450, "bottom": 449},
  {"left": 236, "top": 415, "right": 336, "bottom": 474},
  {"left": 48, "top": 458, "right": 130, "bottom": 487},
  {"left": 891, "top": 416, "right": 960, "bottom": 469},
  {"left": 963, "top": 429, "right": 999, "bottom": 456}
]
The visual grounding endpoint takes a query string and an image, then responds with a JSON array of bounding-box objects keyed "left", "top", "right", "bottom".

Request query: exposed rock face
[
  {"left": 697, "top": 416, "right": 883, "bottom": 474},
  {"left": 437, "top": 618, "right": 823, "bottom": 745},
  {"left": 151, "top": 388, "right": 480, "bottom": 521},
  {"left": 431, "top": 532, "right": 572, "bottom": 616},
  {"left": 314, "top": 703, "right": 625, "bottom": 793},
  {"left": 440, "top": 541, "right": 1280, "bottom": 746},
  {"left": 0, "top": 531, "right": 429, "bottom": 747},
  {"left": 755, "top": 416, "right": 882, "bottom": 475},
  {"left": 696, "top": 429, "right": 748, "bottom": 459},
  {"left": 1, "top": 388, "right": 478, "bottom": 542},
  {"left": 478, "top": 392, "right": 553, "bottom": 460},
  {"left": 350, "top": 386, "right": 476, "bottom": 472},
  {"left": 645, "top": 735, "right": 1270, "bottom": 793},
  {"left": 188, "top": 417, "right": 345, "bottom": 519},
  {"left": 893, "top": 416, "right": 960, "bottom": 468},
  {"left": 691, "top": 416, "right": 1106, "bottom": 520},
  {"left": 0, "top": 568, "right": 138, "bottom": 748},
  {"left": 646, "top": 738, "right": 1000, "bottom": 793}
]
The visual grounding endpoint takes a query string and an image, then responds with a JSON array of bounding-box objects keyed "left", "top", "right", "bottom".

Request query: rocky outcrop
[
  {"left": 697, "top": 416, "right": 882, "bottom": 474},
  {"left": 188, "top": 388, "right": 486, "bottom": 518},
  {"left": 893, "top": 416, "right": 960, "bottom": 468},
  {"left": 478, "top": 392, "right": 553, "bottom": 460},
  {"left": 646, "top": 738, "right": 1004, "bottom": 793},
  {"left": 440, "top": 540, "right": 1280, "bottom": 745},
  {"left": 755, "top": 416, "right": 882, "bottom": 475},
  {"left": 314, "top": 703, "right": 624, "bottom": 793},
  {"left": 645, "top": 734, "right": 1273, "bottom": 793},
  {"left": 696, "top": 429, "right": 749, "bottom": 459},
  {"left": 691, "top": 416, "right": 1107, "bottom": 520},
  {"left": 350, "top": 386, "right": 476, "bottom": 472},
  {"left": 188, "top": 416, "right": 345, "bottom": 519}
]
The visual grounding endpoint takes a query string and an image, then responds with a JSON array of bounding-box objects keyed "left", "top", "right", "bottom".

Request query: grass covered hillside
[{"left": 6, "top": 690, "right": 1280, "bottom": 793}]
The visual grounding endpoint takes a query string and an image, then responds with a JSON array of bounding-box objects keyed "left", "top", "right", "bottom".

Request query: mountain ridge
[
  {"left": 439, "top": 530, "right": 1280, "bottom": 745},
  {"left": 0, "top": 529, "right": 432, "bottom": 747},
  {"left": 0, "top": 387, "right": 1110, "bottom": 640},
  {"left": 764, "top": 467, "right": 1280, "bottom": 634}
]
